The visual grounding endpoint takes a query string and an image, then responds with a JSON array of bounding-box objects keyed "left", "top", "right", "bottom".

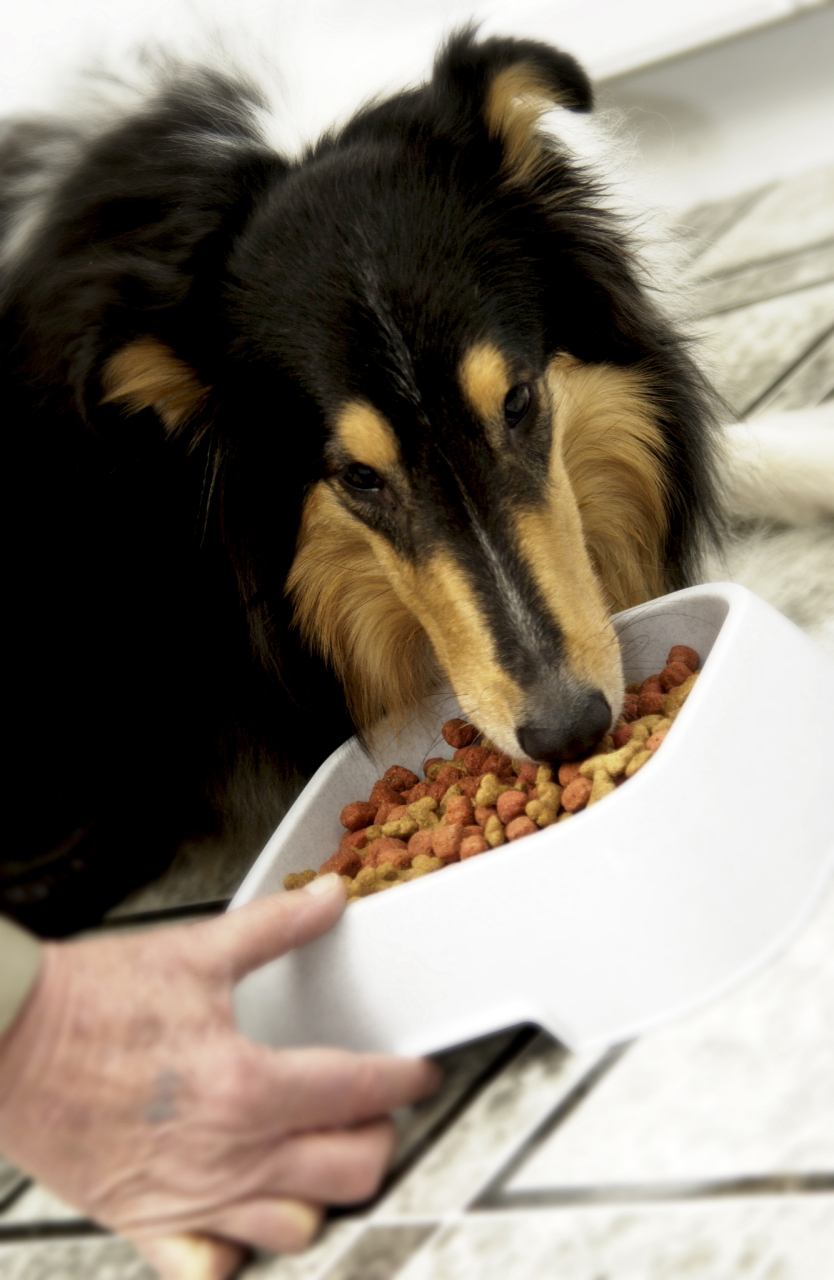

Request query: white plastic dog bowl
[{"left": 232, "top": 583, "right": 834, "bottom": 1055}]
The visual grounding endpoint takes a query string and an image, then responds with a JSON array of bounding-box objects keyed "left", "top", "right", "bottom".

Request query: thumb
[
  {"left": 132, "top": 1233, "right": 246, "bottom": 1280},
  {"left": 196, "top": 874, "right": 347, "bottom": 984}
]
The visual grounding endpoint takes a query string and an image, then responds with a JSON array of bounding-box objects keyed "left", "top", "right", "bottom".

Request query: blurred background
[{"left": 2, "top": 0, "right": 833, "bottom": 211}]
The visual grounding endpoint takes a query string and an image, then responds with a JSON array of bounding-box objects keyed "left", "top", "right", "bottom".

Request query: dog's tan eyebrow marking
[
  {"left": 459, "top": 343, "right": 511, "bottom": 422},
  {"left": 101, "top": 336, "right": 208, "bottom": 434},
  {"left": 334, "top": 402, "right": 399, "bottom": 472}
]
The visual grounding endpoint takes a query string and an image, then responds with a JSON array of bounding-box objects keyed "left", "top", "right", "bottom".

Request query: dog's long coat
[{"left": 1, "top": 32, "right": 720, "bottom": 933}]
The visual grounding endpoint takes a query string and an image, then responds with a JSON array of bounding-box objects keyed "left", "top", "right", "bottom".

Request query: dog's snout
[{"left": 517, "top": 689, "right": 611, "bottom": 763}]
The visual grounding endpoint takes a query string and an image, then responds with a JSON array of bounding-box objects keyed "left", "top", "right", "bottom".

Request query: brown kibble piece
[
  {"left": 561, "top": 774, "right": 593, "bottom": 812},
  {"left": 505, "top": 815, "right": 538, "bottom": 841},
  {"left": 369, "top": 781, "right": 402, "bottom": 810},
  {"left": 637, "top": 690, "right": 665, "bottom": 717},
  {"left": 621, "top": 693, "right": 640, "bottom": 723},
  {"left": 435, "top": 764, "right": 468, "bottom": 789},
  {"left": 668, "top": 645, "right": 699, "bottom": 672},
  {"left": 383, "top": 765, "right": 420, "bottom": 791},
  {"left": 611, "top": 723, "right": 632, "bottom": 748},
  {"left": 340, "top": 801, "right": 376, "bottom": 831},
  {"left": 402, "top": 781, "right": 430, "bottom": 804},
  {"left": 461, "top": 745, "right": 490, "bottom": 774},
  {"left": 319, "top": 847, "right": 363, "bottom": 877},
  {"left": 442, "top": 718, "right": 479, "bottom": 749},
  {"left": 459, "top": 776, "right": 481, "bottom": 798},
  {"left": 659, "top": 661, "right": 692, "bottom": 692}
]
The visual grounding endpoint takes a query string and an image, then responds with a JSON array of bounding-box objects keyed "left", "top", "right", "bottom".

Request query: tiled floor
[{"left": 2, "top": 160, "right": 833, "bottom": 1280}]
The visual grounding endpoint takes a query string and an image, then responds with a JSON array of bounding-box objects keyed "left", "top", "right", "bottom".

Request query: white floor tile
[
  {"left": 697, "top": 279, "right": 834, "bottom": 414},
  {"left": 689, "top": 167, "right": 834, "bottom": 276},
  {"left": 396, "top": 1196, "right": 834, "bottom": 1280},
  {"left": 507, "top": 882, "right": 834, "bottom": 1191}
]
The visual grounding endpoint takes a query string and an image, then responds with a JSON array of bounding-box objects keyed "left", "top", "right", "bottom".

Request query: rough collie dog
[{"left": 2, "top": 31, "right": 719, "bottom": 934}]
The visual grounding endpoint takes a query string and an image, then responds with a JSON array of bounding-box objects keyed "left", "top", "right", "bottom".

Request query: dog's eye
[
  {"left": 342, "top": 463, "right": 384, "bottom": 490},
  {"left": 503, "top": 383, "right": 532, "bottom": 427}
]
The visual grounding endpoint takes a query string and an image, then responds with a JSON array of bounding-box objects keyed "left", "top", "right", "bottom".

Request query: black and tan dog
[{"left": 1, "top": 31, "right": 718, "bottom": 933}]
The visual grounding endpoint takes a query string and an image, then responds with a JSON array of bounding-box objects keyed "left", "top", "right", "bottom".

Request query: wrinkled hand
[{"left": 0, "top": 876, "right": 440, "bottom": 1279}]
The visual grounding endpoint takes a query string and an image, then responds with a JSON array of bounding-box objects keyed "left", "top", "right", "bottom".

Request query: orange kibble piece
[
  {"left": 407, "top": 830, "right": 435, "bottom": 859},
  {"left": 646, "top": 729, "right": 669, "bottom": 751},
  {"left": 557, "top": 760, "right": 582, "bottom": 787},
  {"left": 432, "top": 823, "right": 463, "bottom": 862},
  {"left": 496, "top": 790, "right": 529, "bottom": 825},
  {"left": 475, "top": 804, "right": 497, "bottom": 827},
  {"left": 365, "top": 837, "right": 410, "bottom": 869},
  {"left": 505, "top": 815, "right": 538, "bottom": 841},
  {"left": 640, "top": 674, "right": 663, "bottom": 694},
  {"left": 445, "top": 794, "right": 475, "bottom": 826},
  {"left": 561, "top": 774, "right": 593, "bottom": 812},
  {"left": 460, "top": 833, "right": 489, "bottom": 859}
]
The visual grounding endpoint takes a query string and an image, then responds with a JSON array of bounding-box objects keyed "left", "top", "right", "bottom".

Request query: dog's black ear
[
  {"left": 431, "top": 29, "right": 592, "bottom": 175},
  {"left": 101, "top": 337, "right": 208, "bottom": 435}
]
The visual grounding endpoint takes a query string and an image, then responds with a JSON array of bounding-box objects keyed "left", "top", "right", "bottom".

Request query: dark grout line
[
  {"left": 328, "top": 1025, "right": 541, "bottom": 1222},
  {"left": 742, "top": 322, "right": 834, "bottom": 417},
  {"left": 0, "top": 1178, "right": 31, "bottom": 1217},
  {"left": 476, "top": 1172, "right": 834, "bottom": 1211},
  {"left": 0, "top": 1220, "right": 107, "bottom": 1243},
  {"left": 470, "top": 1043, "right": 632, "bottom": 1210}
]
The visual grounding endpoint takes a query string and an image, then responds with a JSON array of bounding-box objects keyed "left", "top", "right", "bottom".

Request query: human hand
[{"left": 0, "top": 876, "right": 440, "bottom": 1278}]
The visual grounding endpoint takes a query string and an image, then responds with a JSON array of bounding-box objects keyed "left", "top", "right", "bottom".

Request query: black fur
[{"left": 1, "top": 32, "right": 719, "bottom": 935}]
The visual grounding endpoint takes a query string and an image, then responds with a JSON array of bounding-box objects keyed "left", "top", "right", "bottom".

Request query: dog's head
[{"left": 99, "top": 32, "right": 717, "bottom": 762}]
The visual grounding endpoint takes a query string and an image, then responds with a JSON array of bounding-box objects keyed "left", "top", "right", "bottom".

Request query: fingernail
[{"left": 302, "top": 872, "right": 341, "bottom": 896}]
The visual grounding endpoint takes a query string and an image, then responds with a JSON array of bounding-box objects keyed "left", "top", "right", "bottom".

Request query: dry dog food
[{"left": 285, "top": 645, "right": 700, "bottom": 902}]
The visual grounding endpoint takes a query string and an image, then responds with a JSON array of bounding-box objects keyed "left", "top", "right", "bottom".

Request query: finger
[
  {"left": 195, "top": 875, "right": 347, "bottom": 983},
  {"left": 252, "top": 1046, "right": 442, "bottom": 1131},
  {"left": 202, "top": 1199, "right": 322, "bottom": 1257},
  {"left": 132, "top": 1233, "right": 246, "bottom": 1280},
  {"left": 262, "top": 1118, "right": 397, "bottom": 1205}
]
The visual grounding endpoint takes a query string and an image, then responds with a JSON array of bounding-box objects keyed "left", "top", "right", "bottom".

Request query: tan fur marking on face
[
  {"left": 101, "top": 336, "right": 208, "bottom": 433},
  {"left": 334, "top": 402, "right": 399, "bottom": 474},
  {"left": 484, "top": 64, "right": 558, "bottom": 181},
  {"left": 459, "top": 343, "right": 510, "bottom": 425},
  {"left": 287, "top": 483, "right": 438, "bottom": 733},
  {"left": 370, "top": 543, "right": 526, "bottom": 757},
  {"left": 287, "top": 483, "right": 525, "bottom": 753},
  {"left": 549, "top": 355, "right": 669, "bottom": 612}
]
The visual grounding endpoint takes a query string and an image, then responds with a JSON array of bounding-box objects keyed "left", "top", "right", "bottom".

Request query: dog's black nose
[{"left": 517, "top": 689, "right": 611, "bottom": 762}]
